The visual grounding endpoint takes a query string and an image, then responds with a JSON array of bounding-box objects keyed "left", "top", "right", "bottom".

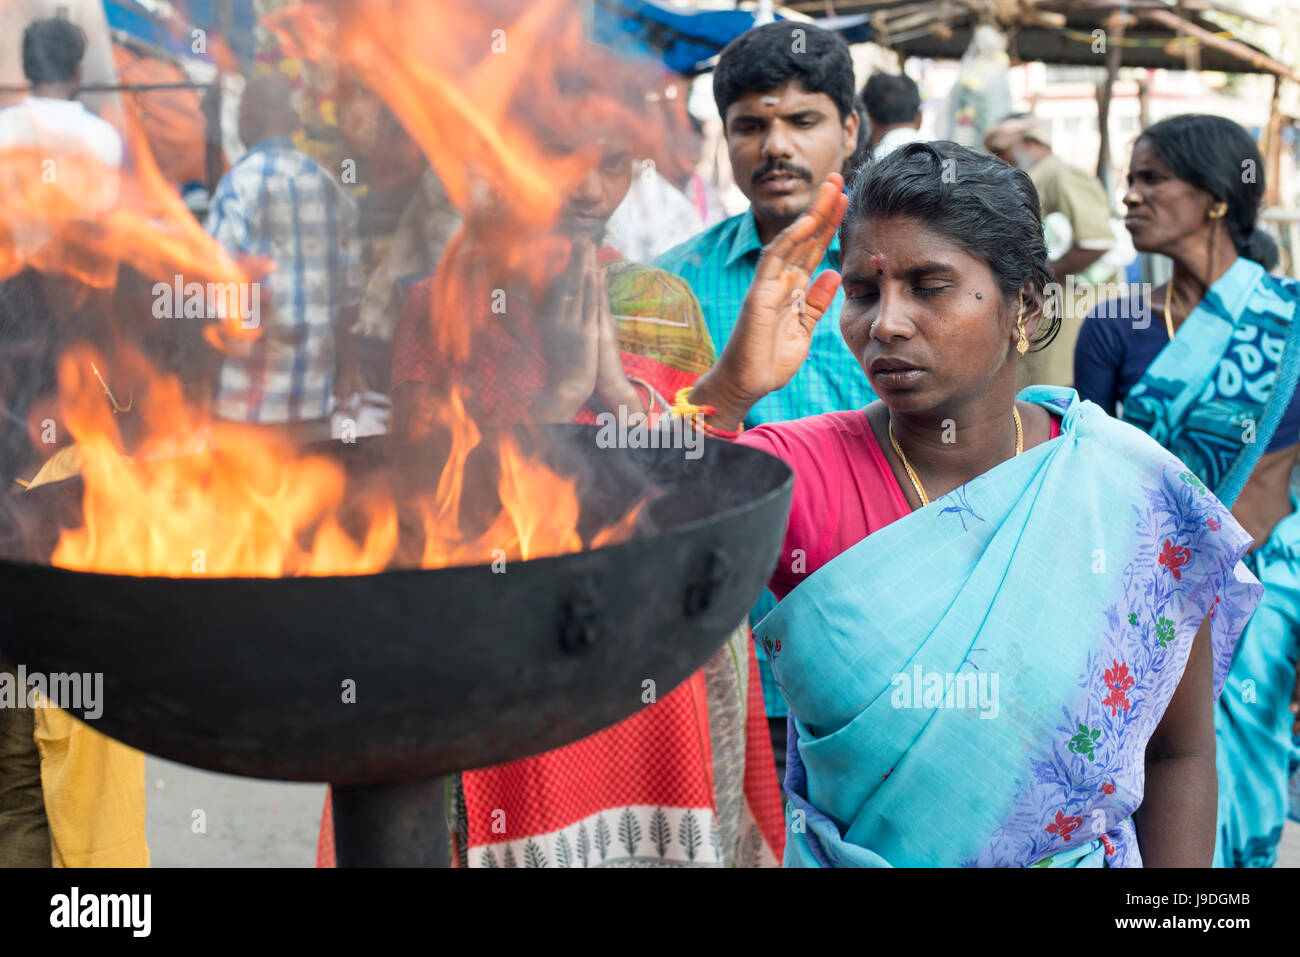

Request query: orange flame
[{"left": 4, "top": 0, "right": 663, "bottom": 579}]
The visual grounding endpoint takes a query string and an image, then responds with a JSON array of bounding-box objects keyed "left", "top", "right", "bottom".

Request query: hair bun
[{"left": 1242, "top": 228, "right": 1279, "bottom": 271}]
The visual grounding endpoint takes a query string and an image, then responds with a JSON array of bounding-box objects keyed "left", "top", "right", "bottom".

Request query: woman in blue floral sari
[
  {"left": 1075, "top": 114, "right": 1300, "bottom": 868},
  {"left": 682, "top": 142, "right": 1262, "bottom": 866}
]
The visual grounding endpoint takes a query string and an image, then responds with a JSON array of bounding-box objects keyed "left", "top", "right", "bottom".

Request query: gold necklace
[
  {"left": 889, "top": 408, "right": 1023, "bottom": 507},
  {"left": 1163, "top": 282, "right": 1179, "bottom": 342}
]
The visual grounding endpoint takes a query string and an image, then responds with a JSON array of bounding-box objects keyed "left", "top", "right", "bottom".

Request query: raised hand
[
  {"left": 691, "top": 173, "right": 847, "bottom": 430},
  {"left": 534, "top": 239, "right": 602, "bottom": 421}
]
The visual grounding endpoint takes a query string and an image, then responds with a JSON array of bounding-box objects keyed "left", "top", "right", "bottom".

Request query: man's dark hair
[
  {"left": 862, "top": 73, "right": 920, "bottom": 127},
  {"left": 22, "top": 17, "right": 86, "bottom": 85},
  {"left": 844, "top": 141, "right": 1061, "bottom": 351},
  {"left": 713, "top": 21, "right": 855, "bottom": 122}
]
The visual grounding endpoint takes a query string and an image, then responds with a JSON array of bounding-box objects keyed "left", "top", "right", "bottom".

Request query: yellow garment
[{"left": 34, "top": 705, "right": 149, "bottom": 867}]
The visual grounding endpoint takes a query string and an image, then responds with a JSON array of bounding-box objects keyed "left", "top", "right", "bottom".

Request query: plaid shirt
[
  {"left": 656, "top": 210, "right": 876, "bottom": 719},
  {"left": 205, "top": 137, "right": 363, "bottom": 423}
]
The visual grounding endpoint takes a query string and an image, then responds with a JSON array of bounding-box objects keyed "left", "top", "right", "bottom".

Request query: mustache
[{"left": 752, "top": 160, "right": 813, "bottom": 185}]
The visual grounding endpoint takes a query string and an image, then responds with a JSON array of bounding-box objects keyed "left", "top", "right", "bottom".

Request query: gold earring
[
  {"left": 1016, "top": 290, "right": 1029, "bottom": 355},
  {"left": 1209, "top": 203, "right": 1227, "bottom": 220}
]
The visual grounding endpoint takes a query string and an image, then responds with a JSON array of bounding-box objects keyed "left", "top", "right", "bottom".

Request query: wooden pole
[
  {"left": 1137, "top": 69, "right": 1151, "bottom": 131},
  {"left": 1264, "top": 73, "right": 1283, "bottom": 207},
  {"left": 1135, "top": 9, "right": 1300, "bottom": 83},
  {"left": 1096, "top": 11, "right": 1125, "bottom": 191}
]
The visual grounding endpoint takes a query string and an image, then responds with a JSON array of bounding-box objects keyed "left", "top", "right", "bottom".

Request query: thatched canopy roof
[{"left": 788, "top": 1, "right": 1295, "bottom": 79}]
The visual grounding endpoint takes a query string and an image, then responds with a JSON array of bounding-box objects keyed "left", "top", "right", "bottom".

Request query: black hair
[
  {"left": 713, "top": 21, "right": 855, "bottom": 123},
  {"left": 843, "top": 141, "right": 1061, "bottom": 350},
  {"left": 1245, "top": 228, "right": 1279, "bottom": 271},
  {"left": 22, "top": 17, "right": 86, "bottom": 85},
  {"left": 862, "top": 73, "right": 920, "bottom": 127},
  {"left": 843, "top": 95, "right": 869, "bottom": 186},
  {"left": 1137, "top": 114, "right": 1265, "bottom": 263}
]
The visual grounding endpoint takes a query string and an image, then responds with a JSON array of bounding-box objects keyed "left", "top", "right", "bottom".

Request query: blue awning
[
  {"left": 102, "top": 0, "right": 258, "bottom": 69},
  {"left": 591, "top": 0, "right": 874, "bottom": 75}
]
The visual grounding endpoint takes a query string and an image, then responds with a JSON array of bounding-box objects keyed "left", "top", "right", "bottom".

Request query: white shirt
[
  {"left": 0, "top": 96, "right": 123, "bottom": 168},
  {"left": 0, "top": 97, "right": 124, "bottom": 256},
  {"left": 872, "top": 126, "right": 925, "bottom": 161},
  {"left": 605, "top": 166, "right": 703, "bottom": 265}
]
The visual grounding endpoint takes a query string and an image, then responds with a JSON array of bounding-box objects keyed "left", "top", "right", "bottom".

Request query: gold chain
[
  {"left": 1163, "top": 281, "right": 1179, "bottom": 342},
  {"left": 889, "top": 407, "right": 1023, "bottom": 507}
]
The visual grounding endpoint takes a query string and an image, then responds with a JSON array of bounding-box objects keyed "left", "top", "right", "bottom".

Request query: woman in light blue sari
[
  {"left": 684, "top": 143, "right": 1262, "bottom": 866},
  {"left": 1076, "top": 114, "right": 1300, "bottom": 868}
]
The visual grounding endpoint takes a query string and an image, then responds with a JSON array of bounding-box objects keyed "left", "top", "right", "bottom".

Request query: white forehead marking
[{"left": 760, "top": 95, "right": 781, "bottom": 106}]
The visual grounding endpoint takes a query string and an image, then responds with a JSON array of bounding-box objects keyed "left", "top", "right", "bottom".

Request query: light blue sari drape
[
  {"left": 757, "top": 387, "right": 1261, "bottom": 867},
  {"left": 1120, "top": 258, "right": 1300, "bottom": 867}
]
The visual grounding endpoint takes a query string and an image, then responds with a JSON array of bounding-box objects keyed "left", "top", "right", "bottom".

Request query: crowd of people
[{"left": 1, "top": 14, "right": 1298, "bottom": 869}]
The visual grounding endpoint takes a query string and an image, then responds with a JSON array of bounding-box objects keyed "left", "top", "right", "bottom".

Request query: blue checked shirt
[
  {"left": 205, "top": 138, "right": 363, "bottom": 423},
  {"left": 656, "top": 210, "right": 876, "bottom": 719}
]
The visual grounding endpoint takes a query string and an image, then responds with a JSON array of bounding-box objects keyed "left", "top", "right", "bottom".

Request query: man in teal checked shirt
[{"left": 656, "top": 21, "right": 874, "bottom": 787}]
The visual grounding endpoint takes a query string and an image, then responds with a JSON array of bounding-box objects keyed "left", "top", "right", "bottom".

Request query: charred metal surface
[
  {"left": 0, "top": 426, "right": 793, "bottom": 785},
  {"left": 559, "top": 574, "right": 602, "bottom": 655},
  {"left": 332, "top": 778, "right": 449, "bottom": 867},
  {"left": 684, "top": 547, "right": 732, "bottom": 618}
]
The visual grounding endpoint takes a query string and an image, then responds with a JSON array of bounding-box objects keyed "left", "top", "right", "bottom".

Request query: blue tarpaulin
[
  {"left": 102, "top": 0, "right": 258, "bottom": 68},
  {"left": 591, "top": 0, "right": 873, "bottom": 75}
]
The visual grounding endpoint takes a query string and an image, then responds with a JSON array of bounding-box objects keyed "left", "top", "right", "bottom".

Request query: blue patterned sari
[
  {"left": 757, "top": 387, "right": 1261, "bottom": 867},
  {"left": 1120, "top": 258, "right": 1300, "bottom": 867}
]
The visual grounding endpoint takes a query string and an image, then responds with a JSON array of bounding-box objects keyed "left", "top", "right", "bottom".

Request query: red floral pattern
[
  {"left": 1046, "top": 810, "right": 1082, "bottom": 842},
  {"left": 1102, "top": 660, "right": 1135, "bottom": 716},
  {"left": 1158, "top": 539, "right": 1191, "bottom": 579}
]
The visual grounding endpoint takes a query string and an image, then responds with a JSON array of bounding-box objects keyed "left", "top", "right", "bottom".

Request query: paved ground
[
  {"left": 146, "top": 755, "right": 1300, "bottom": 867},
  {"left": 145, "top": 756, "right": 325, "bottom": 867}
]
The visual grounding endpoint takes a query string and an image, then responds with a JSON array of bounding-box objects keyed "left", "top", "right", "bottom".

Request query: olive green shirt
[{"left": 1028, "top": 153, "right": 1116, "bottom": 252}]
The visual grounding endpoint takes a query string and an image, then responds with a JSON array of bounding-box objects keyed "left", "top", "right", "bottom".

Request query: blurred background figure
[
  {"left": 606, "top": 72, "right": 725, "bottom": 263},
  {"left": 1074, "top": 113, "right": 1300, "bottom": 869},
  {"left": 0, "top": 0, "right": 119, "bottom": 117},
  {"left": 605, "top": 158, "right": 703, "bottom": 265},
  {"left": 942, "top": 24, "right": 1011, "bottom": 151},
  {"left": 0, "top": 16, "right": 124, "bottom": 258},
  {"left": 0, "top": 16, "right": 122, "bottom": 168},
  {"left": 862, "top": 72, "right": 923, "bottom": 162},
  {"left": 986, "top": 113, "right": 1117, "bottom": 388},
  {"left": 205, "top": 72, "right": 363, "bottom": 438}
]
